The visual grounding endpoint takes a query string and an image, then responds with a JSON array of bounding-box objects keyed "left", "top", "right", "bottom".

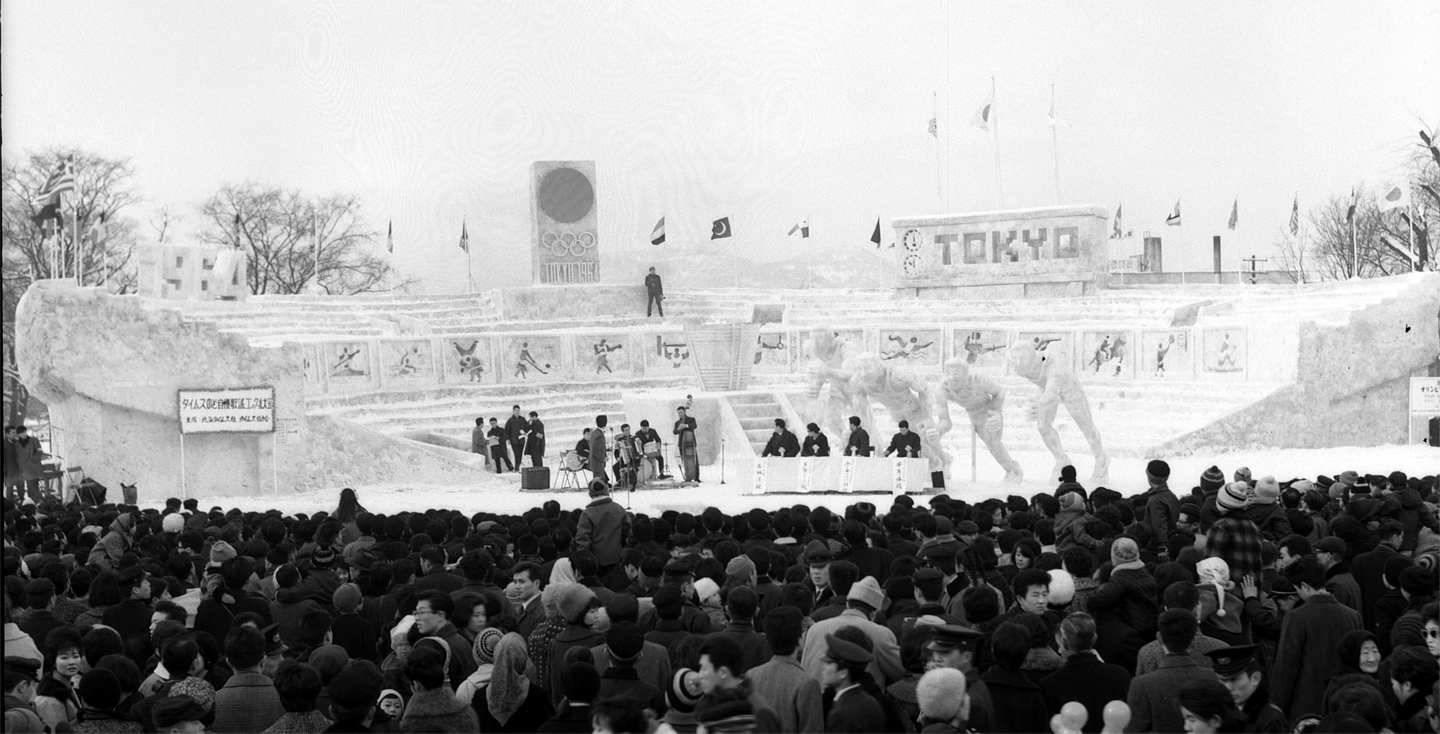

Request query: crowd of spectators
[{"left": 3, "top": 462, "right": 1440, "bottom": 733}]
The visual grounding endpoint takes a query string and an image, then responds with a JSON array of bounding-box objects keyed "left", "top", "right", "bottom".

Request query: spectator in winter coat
[
  {"left": 1313, "top": 537, "right": 1362, "bottom": 613},
  {"left": 980, "top": 622, "right": 1050, "bottom": 734},
  {"left": 1352, "top": 521, "right": 1403, "bottom": 634},
  {"left": 1377, "top": 472, "right": 1440, "bottom": 553},
  {"left": 1271, "top": 557, "right": 1362, "bottom": 720},
  {"left": 1138, "top": 460, "right": 1179, "bottom": 555},
  {"left": 1245, "top": 477, "right": 1292, "bottom": 541},
  {"left": 401, "top": 646, "right": 480, "bottom": 732},
  {"left": 575, "top": 482, "right": 627, "bottom": 578},
  {"left": 1088, "top": 538, "right": 1159, "bottom": 640},
  {"left": 1205, "top": 482, "right": 1266, "bottom": 583},
  {"left": 1126, "top": 609, "right": 1218, "bottom": 734},
  {"left": 1053, "top": 491, "right": 1101, "bottom": 553},
  {"left": 1195, "top": 558, "right": 1246, "bottom": 645},
  {"left": 269, "top": 565, "right": 323, "bottom": 652}
]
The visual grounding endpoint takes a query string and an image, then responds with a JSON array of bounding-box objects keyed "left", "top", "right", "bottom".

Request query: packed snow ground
[{"left": 191, "top": 444, "right": 1436, "bottom": 517}]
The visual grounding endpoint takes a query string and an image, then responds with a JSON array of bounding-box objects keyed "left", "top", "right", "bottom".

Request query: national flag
[
  {"left": 1165, "top": 201, "right": 1182, "bottom": 227},
  {"left": 711, "top": 217, "right": 731, "bottom": 240},
  {"left": 870, "top": 218, "right": 882, "bottom": 248},
  {"left": 387, "top": 220, "right": 393, "bottom": 253},
  {"left": 650, "top": 216, "right": 665, "bottom": 246},
  {"left": 927, "top": 117, "right": 937, "bottom": 137},
  {"left": 970, "top": 89, "right": 994, "bottom": 131},
  {"left": 1378, "top": 184, "right": 1411, "bottom": 212},
  {"left": 33, "top": 156, "right": 76, "bottom": 206},
  {"left": 1345, "top": 187, "right": 1356, "bottom": 223},
  {"left": 233, "top": 212, "right": 241, "bottom": 230},
  {"left": 459, "top": 221, "right": 470, "bottom": 252},
  {"left": 1289, "top": 195, "right": 1299, "bottom": 236},
  {"left": 31, "top": 202, "right": 61, "bottom": 237},
  {"left": 1112, "top": 204, "right": 1122, "bottom": 239},
  {"left": 89, "top": 212, "right": 107, "bottom": 244},
  {"left": 1227, "top": 198, "right": 1238, "bottom": 231},
  {"left": 788, "top": 218, "right": 809, "bottom": 239}
]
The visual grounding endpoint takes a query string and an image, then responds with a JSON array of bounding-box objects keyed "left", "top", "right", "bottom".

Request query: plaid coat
[
  {"left": 211, "top": 672, "right": 286, "bottom": 734},
  {"left": 1204, "top": 511, "right": 1265, "bottom": 582}
]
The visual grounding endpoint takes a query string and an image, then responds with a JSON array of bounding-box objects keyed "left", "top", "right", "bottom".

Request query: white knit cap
[
  {"left": 693, "top": 578, "right": 720, "bottom": 604},
  {"left": 1196, "top": 557, "right": 1233, "bottom": 616}
]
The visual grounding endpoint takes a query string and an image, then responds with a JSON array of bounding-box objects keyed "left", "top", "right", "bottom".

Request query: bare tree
[
  {"left": 196, "top": 182, "right": 409, "bottom": 295},
  {"left": 2, "top": 148, "right": 143, "bottom": 423},
  {"left": 151, "top": 205, "right": 182, "bottom": 246},
  {"left": 1303, "top": 185, "right": 1410, "bottom": 280},
  {"left": 1271, "top": 228, "right": 1310, "bottom": 283},
  {"left": 1375, "top": 124, "right": 1438, "bottom": 271}
]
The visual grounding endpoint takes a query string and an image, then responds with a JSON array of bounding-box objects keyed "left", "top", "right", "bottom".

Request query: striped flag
[
  {"left": 1165, "top": 201, "right": 1182, "bottom": 227},
  {"left": 650, "top": 216, "right": 665, "bottom": 246},
  {"left": 1345, "top": 187, "right": 1357, "bottom": 223},
  {"left": 788, "top": 218, "right": 809, "bottom": 239},
  {"left": 1227, "top": 198, "right": 1238, "bottom": 231},
  {"left": 459, "top": 221, "right": 470, "bottom": 252},
  {"left": 1289, "top": 195, "right": 1299, "bottom": 236},
  {"left": 1112, "top": 205, "right": 1123, "bottom": 239},
  {"left": 33, "top": 156, "right": 77, "bottom": 206},
  {"left": 970, "top": 89, "right": 994, "bottom": 131},
  {"left": 387, "top": 220, "right": 393, "bottom": 253}
]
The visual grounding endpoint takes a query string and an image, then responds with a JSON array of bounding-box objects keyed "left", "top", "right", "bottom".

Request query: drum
[
  {"left": 637, "top": 458, "right": 656, "bottom": 484},
  {"left": 642, "top": 441, "right": 661, "bottom": 458}
]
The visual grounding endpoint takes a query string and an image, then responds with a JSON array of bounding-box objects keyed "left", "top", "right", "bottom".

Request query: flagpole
[
  {"left": 1407, "top": 189, "right": 1416, "bottom": 272},
  {"left": 934, "top": 91, "right": 943, "bottom": 212},
  {"left": 992, "top": 77, "right": 1005, "bottom": 209},
  {"left": 1050, "top": 84, "right": 1060, "bottom": 205}
]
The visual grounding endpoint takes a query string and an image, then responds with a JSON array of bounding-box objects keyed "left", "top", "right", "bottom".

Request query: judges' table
[{"left": 748, "top": 456, "right": 930, "bottom": 494}]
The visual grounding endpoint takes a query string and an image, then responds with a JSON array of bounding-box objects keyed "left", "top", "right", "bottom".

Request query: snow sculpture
[{"left": 1007, "top": 339, "right": 1110, "bottom": 483}]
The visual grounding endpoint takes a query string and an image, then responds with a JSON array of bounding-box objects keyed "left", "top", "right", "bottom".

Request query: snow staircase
[{"left": 728, "top": 392, "right": 788, "bottom": 454}]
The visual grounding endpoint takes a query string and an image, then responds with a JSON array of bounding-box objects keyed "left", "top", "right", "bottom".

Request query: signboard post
[
  {"left": 176, "top": 387, "right": 277, "bottom": 498},
  {"left": 1410, "top": 377, "right": 1440, "bottom": 446}
]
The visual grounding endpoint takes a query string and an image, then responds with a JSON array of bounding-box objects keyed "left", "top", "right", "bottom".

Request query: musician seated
[
  {"left": 885, "top": 420, "right": 922, "bottom": 458},
  {"left": 760, "top": 418, "right": 800, "bottom": 458},
  {"left": 575, "top": 428, "right": 592, "bottom": 462},
  {"left": 636, "top": 420, "right": 667, "bottom": 478},
  {"left": 612, "top": 423, "right": 638, "bottom": 488},
  {"left": 801, "top": 422, "right": 830, "bottom": 457}
]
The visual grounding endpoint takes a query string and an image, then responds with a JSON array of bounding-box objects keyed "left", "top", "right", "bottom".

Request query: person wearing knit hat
[
  {"left": 1251, "top": 477, "right": 1280, "bottom": 504},
  {"left": 1059, "top": 491, "right": 1084, "bottom": 513},
  {"left": 1047, "top": 569, "right": 1076, "bottom": 607},
  {"left": 332, "top": 583, "right": 362, "bottom": 615},
  {"left": 554, "top": 584, "right": 598, "bottom": 626},
  {"left": 376, "top": 689, "right": 404, "bottom": 720},
  {"left": 162, "top": 513, "right": 185, "bottom": 534},
  {"left": 1110, "top": 537, "right": 1140, "bottom": 566},
  {"left": 209, "top": 540, "right": 238, "bottom": 566},
  {"left": 1217, "top": 481, "right": 1250, "bottom": 514},
  {"left": 1335, "top": 470, "right": 1359, "bottom": 489},
  {"left": 724, "top": 555, "right": 756, "bottom": 586},
  {"left": 916, "top": 667, "right": 969, "bottom": 731},
  {"left": 666, "top": 668, "right": 705, "bottom": 729},
  {"left": 1290, "top": 479, "right": 1315, "bottom": 494},
  {"left": 1195, "top": 557, "right": 1244, "bottom": 643},
  {"left": 152, "top": 695, "right": 208, "bottom": 732},
  {"left": 1200, "top": 465, "right": 1226, "bottom": 493}
]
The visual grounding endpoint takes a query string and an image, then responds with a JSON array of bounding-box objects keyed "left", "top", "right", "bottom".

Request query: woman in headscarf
[
  {"left": 475, "top": 632, "right": 554, "bottom": 733},
  {"left": 412, "top": 637, "right": 454, "bottom": 690},
  {"left": 455, "top": 628, "right": 502, "bottom": 706},
  {"left": 549, "top": 558, "right": 578, "bottom": 586},
  {"left": 1321, "top": 630, "right": 1382, "bottom": 712}
]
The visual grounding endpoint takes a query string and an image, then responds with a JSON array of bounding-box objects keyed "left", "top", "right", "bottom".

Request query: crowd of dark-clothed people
[{"left": 3, "top": 461, "right": 1440, "bottom": 734}]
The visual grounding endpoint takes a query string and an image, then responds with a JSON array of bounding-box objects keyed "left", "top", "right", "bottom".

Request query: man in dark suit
[
  {"left": 844, "top": 416, "right": 871, "bottom": 457},
  {"left": 525, "top": 411, "right": 546, "bottom": 468},
  {"left": 1040, "top": 612, "right": 1132, "bottom": 734},
  {"left": 1351, "top": 520, "right": 1402, "bottom": 632},
  {"left": 504, "top": 405, "right": 529, "bottom": 471},
  {"left": 818, "top": 633, "right": 886, "bottom": 733},
  {"left": 644, "top": 267, "right": 664, "bottom": 317},
  {"left": 510, "top": 562, "right": 547, "bottom": 640},
  {"left": 885, "top": 420, "right": 922, "bottom": 458},
  {"left": 801, "top": 423, "right": 829, "bottom": 457},
  {"left": 412, "top": 546, "right": 465, "bottom": 595},
  {"left": 486, "top": 417, "right": 512, "bottom": 472},
  {"left": 18, "top": 580, "right": 66, "bottom": 645},
  {"left": 760, "top": 419, "right": 800, "bottom": 458}
]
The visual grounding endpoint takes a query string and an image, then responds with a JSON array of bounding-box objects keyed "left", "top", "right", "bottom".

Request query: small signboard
[
  {"left": 1410, "top": 377, "right": 1440, "bottom": 446},
  {"left": 178, "top": 387, "right": 276, "bottom": 434}
]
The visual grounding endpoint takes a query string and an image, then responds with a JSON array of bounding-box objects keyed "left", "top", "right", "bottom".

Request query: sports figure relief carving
[
  {"left": 845, "top": 353, "right": 953, "bottom": 484},
  {"left": 935, "top": 357, "right": 1023, "bottom": 484},
  {"left": 1007, "top": 340, "right": 1110, "bottom": 483},
  {"left": 802, "top": 327, "right": 863, "bottom": 439}
]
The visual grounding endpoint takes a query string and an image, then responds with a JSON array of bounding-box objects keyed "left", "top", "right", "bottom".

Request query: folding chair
[{"left": 556, "top": 450, "right": 591, "bottom": 491}]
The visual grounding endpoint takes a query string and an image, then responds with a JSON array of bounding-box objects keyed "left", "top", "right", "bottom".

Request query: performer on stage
[
  {"left": 845, "top": 415, "right": 872, "bottom": 457},
  {"left": 504, "top": 405, "right": 528, "bottom": 472},
  {"left": 885, "top": 420, "right": 922, "bottom": 458},
  {"left": 486, "top": 417, "right": 512, "bottom": 473},
  {"left": 524, "top": 411, "right": 546, "bottom": 468},
  {"left": 588, "top": 415, "right": 609, "bottom": 483},
  {"left": 801, "top": 422, "right": 830, "bottom": 457},
  {"left": 761, "top": 419, "right": 801, "bottom": 458},
  {"left": 612, "top": 423, "right": 638, "bottom": 489},
  {"left": 635, "top": 420, "right": 667, "bottom": 478},
  {"left": 674, "top": 406, "right": 699, "bottom": 482}
]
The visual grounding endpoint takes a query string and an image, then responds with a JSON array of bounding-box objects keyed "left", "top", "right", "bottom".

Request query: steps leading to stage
[{"left": 726, "top": 392, "right": 787, "bottom": 454}]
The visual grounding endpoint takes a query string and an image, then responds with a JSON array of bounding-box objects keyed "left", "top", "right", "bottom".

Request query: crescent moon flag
[
  {"left": 970, "top": 89, "right": 994, "bottom": 131},
  {"left": 1378, "top": 184, "right": 1410, "bottom": 212},
  {"left": 1228, "top": 198, "right": 1238, "bottom": 231},
  {"left": 788, "top": 218, "right": 809, "bottom": 239},
  {"left": 871, "top": 218, "right": 882, "bottom": 248},
  {"left": 651, "top": 216, "right": 665, "bottom": 245},
  {"left": 1289, "top": 195, "right": 1299, "bottom": 236},
  {"left": 1165, "top": 201, "right": 1182, "bottom": 227},
  {"left": 711, "top": 217, "right": 732, "bottom": 240},
  {"left": 1112, "top": 204, "right": 1123, "bottom": 239}
]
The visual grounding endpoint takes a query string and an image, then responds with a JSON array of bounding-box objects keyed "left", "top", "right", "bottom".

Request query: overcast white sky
[{"left": 5, "top": 1, "right": 1437, "bottom": 293}]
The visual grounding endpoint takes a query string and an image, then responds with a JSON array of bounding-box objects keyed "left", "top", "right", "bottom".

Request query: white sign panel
[
  {"left": 1412, "top": 377, "right": 1440, "bottom": 413},
  {"left": 179, "top": 387, "right": 276, "bottom": 434}
]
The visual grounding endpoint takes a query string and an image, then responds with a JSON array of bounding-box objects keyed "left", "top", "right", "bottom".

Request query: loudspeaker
[
  {"left": 530, "top": 161, "right": 600, "bottom": 285},
  {"left": 521, "top": 466, "right": 551, "bottom": 491},
  {"left": 931, "top": 471, "right": 946, "bottom": 489}
]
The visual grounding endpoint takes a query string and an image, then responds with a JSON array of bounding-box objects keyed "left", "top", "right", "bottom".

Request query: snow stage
[{"left": 15, "top": 268, "right": 1439, "bottom": 515}]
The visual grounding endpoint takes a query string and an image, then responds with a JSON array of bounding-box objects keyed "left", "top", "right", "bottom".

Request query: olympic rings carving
[{"left": 540, "top": 230, "right": 597, "bottom": 257}]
